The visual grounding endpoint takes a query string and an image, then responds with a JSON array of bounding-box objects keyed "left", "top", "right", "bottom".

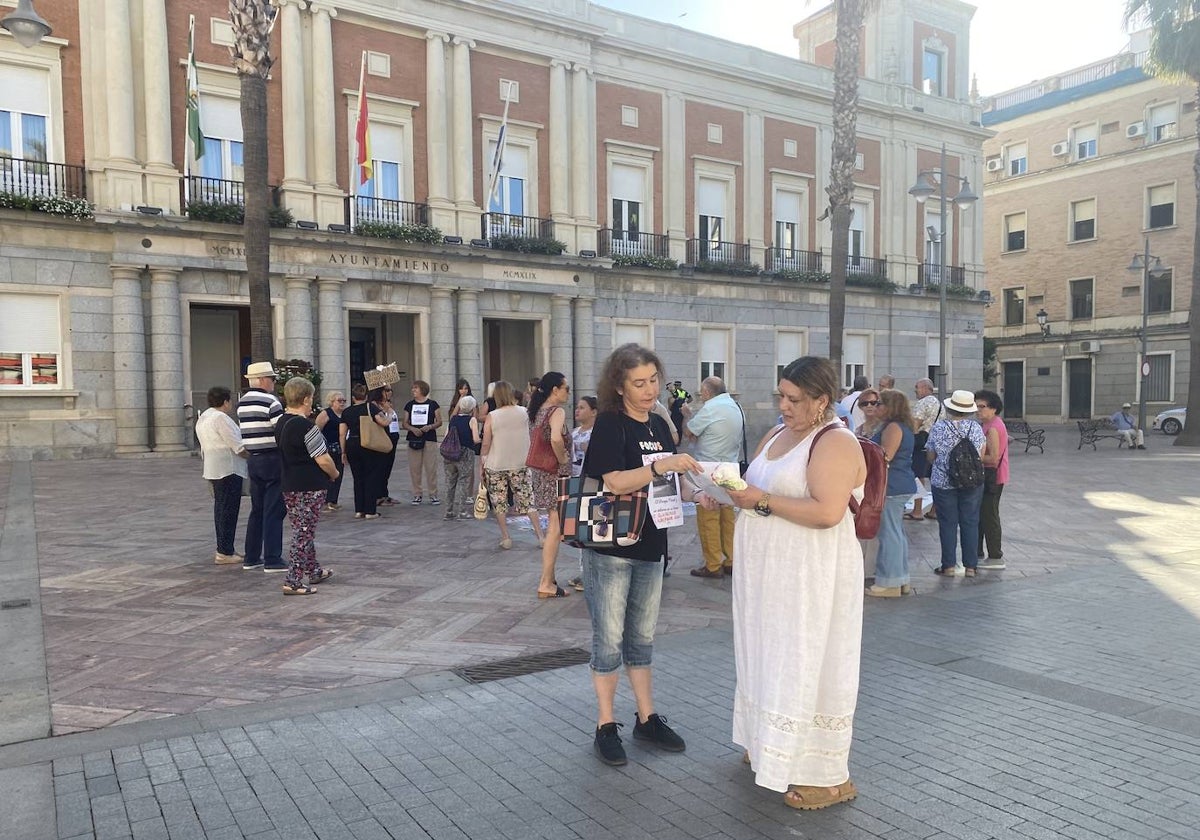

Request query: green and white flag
[{"left": 186, "top": 14, "right": 203, "bottom": 159}]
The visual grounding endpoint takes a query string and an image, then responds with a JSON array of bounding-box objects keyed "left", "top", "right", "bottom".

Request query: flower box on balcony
[{"left": 355, "top": 221, "right": 443, "bottom": 244}]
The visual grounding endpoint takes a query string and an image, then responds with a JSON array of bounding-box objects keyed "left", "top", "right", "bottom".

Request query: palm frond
[{"left": 1126, "top": 0, "right": 1200, "bottom": 82}]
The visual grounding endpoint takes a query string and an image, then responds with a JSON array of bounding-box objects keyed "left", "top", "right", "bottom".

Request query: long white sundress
[{"left": 732, "top": 420, "right": 865, "bottom": 792}]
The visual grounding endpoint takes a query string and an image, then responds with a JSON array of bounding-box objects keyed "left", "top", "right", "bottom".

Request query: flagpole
[{"left": 485, "top": 90, "right": 512, "bottom": 212}]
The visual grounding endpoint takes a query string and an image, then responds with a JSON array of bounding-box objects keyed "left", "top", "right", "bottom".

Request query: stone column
[
  {"left": 317, "top": 279, "right": 348, "bottom": 393},
  {"left": 112, "top": 266, "right": 149, "bottom": 454},
  {"left": 310, "top": 3, "right": 338, "bottom": 188},
  {"left": 550, "top": 295, "right": 574, "bottom": 382},
  {"left": 141, "top": 0, "right": 171, "bottom": 168},
  {"left": 455, "top": 288, "right": 482, "bottom": 390},
  {"left": 451, "top": 37, "right": 476, "bottom": 209},
  {"left": 426, "top": 32, "right": 452, "bottom": 210},
  {"left": 149, "top": 268, "right": 187, "bottom": 452},
  {"left": 549, "top": 60, "right": 570, "bottom": 222},
  {"left": 105, "top": 0, "right": 136, "bottom": 163},
  {"left": 570, "top": 64, "right": 593, "bottom": 222},
  {"left": 279, "top": 0, "right": 308, "bottom": 188},
  {"left": 285, "top": 276, "right": 315, "bottom": 362},
  {"left": 430, "top": 287, "right": 456, "bottom": 400},
  {"left": 573, "top": 297, "right": 596, "bottom": 393},
  {"left": 746, "top": 111, "right": 765, "bottom": 250},
  {"left": 664, "top": 92, "right": 687, "bottom": 261}
]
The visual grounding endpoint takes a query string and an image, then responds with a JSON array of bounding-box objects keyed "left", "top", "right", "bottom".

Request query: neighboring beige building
[
  {"left": 1, "top": 0, "right": 988, "bottom": 460},
  {"left": 981, "top": 33, "right": 1192, "bottom": 422}
]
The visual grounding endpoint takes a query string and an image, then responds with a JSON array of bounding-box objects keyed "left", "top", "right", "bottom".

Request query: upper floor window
[
  {"left": 358, "top": 123, "right": 404, "bottom": 202},
  {"left": 1070, "top": 278, "right": 1094, "bottom": 320},
  {"left": 0, "top": 293, "right": 60, "bottom": 388},
  {"left": 1070, "top": 199, "right": 1096, "bottom": 242},
  {"left": 1006, "top": 142, "right": 1027, "bottom": 176},
  {"left": 0, "top": 62, "right": 51, "bottom": 178},
  {"left": 848, "top": 201, "right": 869, "bottom": 269},
  {"left": 1148, "top": 184, "right": 1175, "bottom": 229},
  {"left": 1149, "top": 102, "right": 1178, "bottom": 142},
  {"left": 609, "top": 162, "right": 645, "bottom": 249},
  {"left": 1003, "top": 211, "right": 1026, "bottom": 252},
  {"left": 1148, "top": 269, "right": 1172, "bottom": 314},
  {"left": 487, "top": 143, "right": 527, "bottom": 217},
  {"left": 1003, "top": 288, "right": 1025, "bottom": 326},
  {"left": 197, "top": 96, "right": 243, "bottom": 189},
  {"left": 773, "top": 188, "right": 803, "bottom": 252},
  {"left": 697, "top": 176, "right": 728, "bottom": 256},
  {"left": 922, "top": 48, "right": 945, "bottom": 96},
  {"left": 1073, "top": 124, "right": 1098, "bottom": 160}
]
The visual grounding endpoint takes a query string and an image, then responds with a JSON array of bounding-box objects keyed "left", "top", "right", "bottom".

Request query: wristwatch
[{"left": 753, "top": 493, "right": 772, "bottom": 517}]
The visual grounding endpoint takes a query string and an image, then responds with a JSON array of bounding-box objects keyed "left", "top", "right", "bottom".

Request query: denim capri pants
[{"left": 581, "top": 548, "right": 663, "bottom": 674}]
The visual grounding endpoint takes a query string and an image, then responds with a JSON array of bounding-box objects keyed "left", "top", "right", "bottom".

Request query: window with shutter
[{"left": 0, "top": 293, "right": 61, "bottom": 388}]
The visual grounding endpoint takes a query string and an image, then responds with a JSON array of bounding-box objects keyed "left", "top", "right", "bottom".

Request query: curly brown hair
[
  {"left": 879, "top": 388, "right": 917, "bottom": 431},
  {"left": 596, "top": 343, "right": 665, "bottom": 413}
]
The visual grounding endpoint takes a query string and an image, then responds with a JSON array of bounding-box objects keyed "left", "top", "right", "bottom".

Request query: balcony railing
[
  {"left": 687, "top": 239, "right": 750, "bottom": 265},
  {"left": 0, "top": 156, "right": 87, "bottom": 198},
  {"left": 846, "top": 255, "right": 888, "bottom": 278},
  {"left": 598, "top": 229, "right": 670, "bottom": 258},
  {"left": 182, "top": 175, "right": 250, "bottom": 206},
  {"left": 481, "top": 212, "right": 555, "bottom": 241},
  {"left": 765, "top": 247, "right": 822, "bottom": 274},
  {"left": 917, "top": 263, "right": 965, "bottom": 287},
  {"left": 349, "top": 195, "right": 429, "bottom": 228}
]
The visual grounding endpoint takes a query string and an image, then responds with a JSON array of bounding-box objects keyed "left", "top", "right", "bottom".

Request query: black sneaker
[
  {"left": 632, "top": 713, "right": 686, "bottom": 752},
  {"left": 263, "top": 562, "right": 288, "bottom": 573},
  {"left": 594, "top": 722, "right": 627, "bottom": 766}
]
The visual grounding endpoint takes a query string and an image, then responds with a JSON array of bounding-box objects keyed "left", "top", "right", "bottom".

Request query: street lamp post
[
  {"left": 0, "top": 0, "right": 52, "bottom": 48},
  {"left": 908, "top": 143, "right": 978, "bottom": 400},
  {"left": 1127, "top": 237, "right": 1166, "bottom": 437}
]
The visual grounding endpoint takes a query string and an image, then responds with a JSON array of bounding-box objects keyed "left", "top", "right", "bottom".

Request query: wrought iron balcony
[
  {"left": 765, "top": 247, "right": 822, "bottom": 274},
  {"left": 686, "top": 239, "right": 751, "bottom": 265},
  {"left": 349, "top": 195, "right": 430, "bottom": 227},
  {"left": 598, "top": 229, "right": 670, "bottom": 258},
  {"left": 846, "top": 254, "right": 888, "bottom": 278},
  {"left": 0, "top": 156, "right": 86, "bottom": 198},
  {"left": 917, "top": 262, "right": 965, "bottom": 287},
  {"left": 182, "top": 175, "right": 251, "bottom": 206},
  {"left": 481, "top": 212, "right": 555, "bottom": 241}
]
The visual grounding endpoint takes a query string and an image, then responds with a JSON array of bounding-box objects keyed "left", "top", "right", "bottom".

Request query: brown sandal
[
  {"left": 783, "top": 780, "right": 857, "bottom": 811},
  {"left": 537, "top": 585, "right": 570, "bottom": 599}
]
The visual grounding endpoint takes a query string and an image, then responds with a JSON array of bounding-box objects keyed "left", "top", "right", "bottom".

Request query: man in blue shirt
[
  {"left": 682, "top": 377, "right": 743, "bottom": 578},
  {"left": 1109, "top": 402, "right": 1146, "bottom": 449}
]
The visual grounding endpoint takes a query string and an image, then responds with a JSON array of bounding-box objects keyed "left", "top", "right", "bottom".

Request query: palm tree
[
  {"left": 825, "top": 0, "right": 877, "bottom": 377},
  {"left": 1125, "top": 0, "right": 1200, "bottom": 447},
  {"left": 228, "top": 0, "right": 275, "bottom": 364}
]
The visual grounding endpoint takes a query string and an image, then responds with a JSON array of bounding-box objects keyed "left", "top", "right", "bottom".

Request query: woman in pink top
[{"left": 974, "top": 390, "right": 1008, "bottom": 570}]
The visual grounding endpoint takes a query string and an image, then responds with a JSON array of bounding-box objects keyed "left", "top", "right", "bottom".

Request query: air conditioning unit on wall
[
  {"left": 1126, "top": 122, "right": 1146, "bottom": 139},
  {"left": 1051, "top": 141, "right": 1070, "bottom": 156},
  {"left": 985, "top": 158, "right": 1004, "bottom": 172},
  {"left": 1079, "top": 340, "right": 1101, "bottom": 353}
]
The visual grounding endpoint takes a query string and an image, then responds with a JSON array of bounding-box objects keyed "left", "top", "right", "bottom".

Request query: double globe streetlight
[
  {"left": 908, "top": 143, "right": 978, "bottom": 400},
  {"left": 1127, "top": 238, "right": 1167, "bottom": 438},
  {"left": 1, "top": 0, "right": 52, "bottom": 48}
]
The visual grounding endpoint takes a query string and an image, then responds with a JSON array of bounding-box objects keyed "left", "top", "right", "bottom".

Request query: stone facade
[{"left": 0, "top": 0, "right": 987, "bottom": 460}]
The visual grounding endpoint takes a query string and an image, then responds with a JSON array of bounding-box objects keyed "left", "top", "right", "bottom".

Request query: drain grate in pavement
[{"left": 454, "top": 647, "right": 591, "bottom": 683}]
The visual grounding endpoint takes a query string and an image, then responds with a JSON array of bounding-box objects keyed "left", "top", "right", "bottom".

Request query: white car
[{"left": 1152, "top": 407, "right": 1187, "bottom": 436}]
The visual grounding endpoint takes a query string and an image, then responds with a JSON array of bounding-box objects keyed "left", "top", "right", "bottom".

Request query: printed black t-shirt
[
  {"left": 405, "top": 399, "right": 440, "bottom": 442},
  {"left": 275, "top": 414, "right": 329, "bottom": 492},
  {"left": 581, "top": 410, "right": 675, "bottom": 562}
]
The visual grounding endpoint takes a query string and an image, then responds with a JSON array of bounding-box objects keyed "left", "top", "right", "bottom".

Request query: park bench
[
  {"left": 1007, "top": 420, "right": 1045, "bottom": 453},
  {"left": 1077, "top": 419, "right": 1125, "bottom": 451}
]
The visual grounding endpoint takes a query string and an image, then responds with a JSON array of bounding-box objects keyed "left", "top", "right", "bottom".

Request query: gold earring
[{"left": 810, "top": 412, "right": 822, "bottom": 428}]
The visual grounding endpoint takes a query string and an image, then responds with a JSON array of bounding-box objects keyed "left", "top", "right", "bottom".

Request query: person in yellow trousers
[{"left": 682, "top": 376, "right": 743, "bottom": 578}]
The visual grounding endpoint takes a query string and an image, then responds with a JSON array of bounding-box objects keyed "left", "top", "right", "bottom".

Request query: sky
[{"left": 592, "top": 0, "right": 1135, "bottom": 96}]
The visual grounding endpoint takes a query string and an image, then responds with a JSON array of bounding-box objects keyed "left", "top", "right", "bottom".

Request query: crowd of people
[{"left": 196, "top": 347, "right": 1044, "bottom": 812}]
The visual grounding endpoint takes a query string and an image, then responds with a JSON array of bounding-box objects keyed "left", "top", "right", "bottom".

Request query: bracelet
[{"left": 650, "top": 460, "right": 661, "bottom": 478}]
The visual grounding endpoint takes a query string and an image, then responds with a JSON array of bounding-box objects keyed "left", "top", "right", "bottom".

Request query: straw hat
[
  {"left": 943, "top": 390, "right": 978, "bottom": 413},
  {"left": 243, "top": 362, "right": 278, "bottom": 380}
]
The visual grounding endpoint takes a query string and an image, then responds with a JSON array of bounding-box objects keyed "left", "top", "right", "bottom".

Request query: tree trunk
[
  {"left": 241, "top": 72, "right": 272, "bottom": 364},
  {"left": 1175, "top": 81, "right": 1200, "bottom": 447},
  {"left": 826, "top": 0, "right": 867, "bottom": 376}
]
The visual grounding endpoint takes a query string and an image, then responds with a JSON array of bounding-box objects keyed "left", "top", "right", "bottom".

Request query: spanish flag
[{"left": 354, "top": 51, "right": 372, "bottom": 185}]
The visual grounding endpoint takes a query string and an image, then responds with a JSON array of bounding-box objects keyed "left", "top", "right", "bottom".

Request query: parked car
[{"left": 1152, "top": 407, "right": 1187, "bottom": 436}]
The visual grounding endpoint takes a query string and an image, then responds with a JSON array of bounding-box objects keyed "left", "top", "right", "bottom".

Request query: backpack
[
  {"left": 809, "top": 424, "right": 888, "bottom": 540},
  {"left": 946, "top": 422, "right": 984, "bottom": 489},
  {"left": 439, "top": 421, "right": 464, "bottom": 461}
]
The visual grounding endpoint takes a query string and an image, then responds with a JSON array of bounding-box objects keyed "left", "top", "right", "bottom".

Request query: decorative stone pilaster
[
  {"left": 112, "top": 265, "right": 149, "bottom": 454},
  {"left": 316, "top": 279, "right": 348, "bottom": 393},
  {"left": 430, "top": 287, "right": 456, "bottom": 400},
  {"left": 141, "top": 0, "right": 178, "bottom": 210},
  {"left": 426, "top": 31, "right": 453, "bottom": 227},
  {"left": 105, "top": 0, "right": 136, "bottom": 163},
  {"left": 310, "top": 3, "right": 339, "bottom": 188},
  {"left": 451, "top": 37, "right": 476, "bottom": 210},
  {"left": 746, "top": 111, "right": 765, "bottom": 250},
  {"left": 573, "top": 297, "right": 596, "bottom": 393},
  {"left": 149, "top": 269, "right": 187, "bottom": 452},
  {"left": 664, "top": 92, "right": 687, "bottom": 262},
  {"left": 570, "top": 64, "right": 594, "bottom": 223},
  {"left": 455, "top": 289, "right": 482, "bottom": 391},
  {"left": 285, "top": 276, "right": 315, "bottom": 363},
  {"left": 549, "top": 60, "right": 570, "bottom": 222},
  {"left": 279, "top": 0, "right": 308, "bottom": 189},
  {"left": 550, "top": 295, "right": 574, "bottom": 383}
]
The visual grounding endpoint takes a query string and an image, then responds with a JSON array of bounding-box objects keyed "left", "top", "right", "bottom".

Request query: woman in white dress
[{"left": 722, "top": 356, "right": 867, "bottom": 811}]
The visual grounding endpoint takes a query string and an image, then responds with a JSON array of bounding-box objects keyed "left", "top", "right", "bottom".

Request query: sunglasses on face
[{"left": 860, "top": 400, "right": 881, "bottom": 407}]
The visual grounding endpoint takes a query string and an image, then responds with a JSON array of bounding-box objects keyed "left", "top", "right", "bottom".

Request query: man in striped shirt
[{"left": 238, "top": 362, "right": 286, "bottom": 572}]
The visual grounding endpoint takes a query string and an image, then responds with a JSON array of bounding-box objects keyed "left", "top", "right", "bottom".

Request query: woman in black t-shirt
[
  {"left": 581, "top": 344, "right": 708, "bottom": 768},
  {"left": 338, "top": 383, "right": 390, "bottom": 518},
  {"left": 275, "top": 377, "right": 340, "bottom": 595},
  {"left": 403, "top": 379, "right": 442, "bottom": 505}
]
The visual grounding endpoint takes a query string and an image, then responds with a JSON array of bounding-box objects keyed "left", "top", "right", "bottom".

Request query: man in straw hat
[
  {"left": 1109, "top": 402, "right": 1146, "bottom": 450},
  {"left": 237, "top": 362, "right": 286, "bottom": 572}
]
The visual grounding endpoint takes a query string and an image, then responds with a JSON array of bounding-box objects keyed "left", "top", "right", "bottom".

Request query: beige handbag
[
  {"left": 359, "top": 410, "right": 393, "bottom": 453},
  {"left": 473, "top": 479, "right": 490, "bottom": 520}
]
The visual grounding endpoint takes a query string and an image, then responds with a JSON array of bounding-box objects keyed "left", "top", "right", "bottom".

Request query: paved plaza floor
[{"left": 2, "top": 424, "right": 1200, "bottom": 839}]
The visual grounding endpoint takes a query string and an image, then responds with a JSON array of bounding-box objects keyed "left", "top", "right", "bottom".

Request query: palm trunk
[
  {"left": 1175, "top": 81, "right": 1200, "bottom": 447},
  {"left": 241, "top": 73, "right": 272, "bottom": 363},
  {"left": 826, "top": 0, "right": 867, "bottom": 375}
]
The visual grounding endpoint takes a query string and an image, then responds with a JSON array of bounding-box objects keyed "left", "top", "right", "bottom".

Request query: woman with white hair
[{"left": 443, "top": 394, "right": 481, "bottom": 520}]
